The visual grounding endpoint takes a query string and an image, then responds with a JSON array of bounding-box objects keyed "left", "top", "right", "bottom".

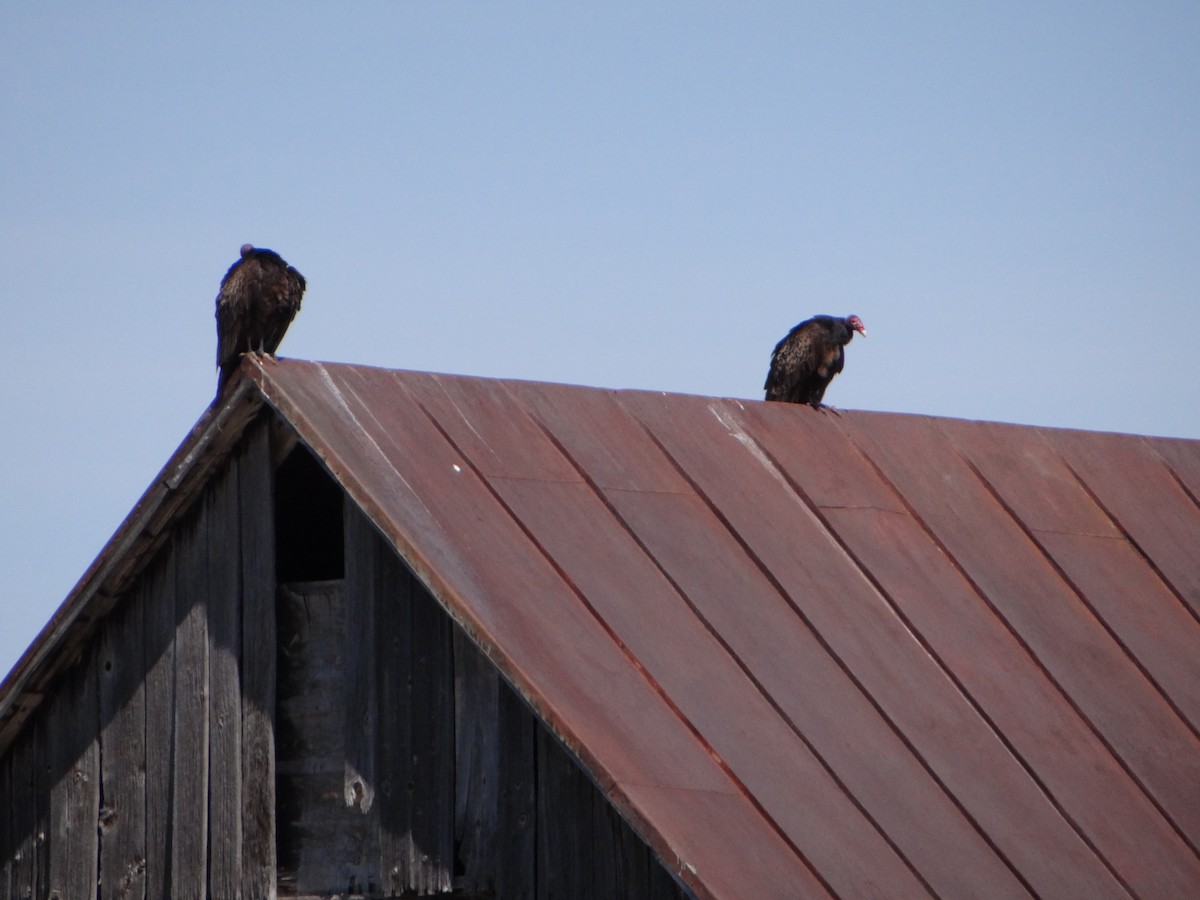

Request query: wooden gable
[{"left": 0, "top": 420, "right": 690, "bottom": 899}]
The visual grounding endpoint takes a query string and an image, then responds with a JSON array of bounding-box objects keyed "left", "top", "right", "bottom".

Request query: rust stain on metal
[{"left": 6, "top": 357, "right": 1200, "bottom": 899}]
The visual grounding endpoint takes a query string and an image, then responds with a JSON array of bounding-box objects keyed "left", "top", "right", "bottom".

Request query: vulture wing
[
  {"left": 215, "top": 245, "right": 306, "bottom": 393},
  {"left": 764, "top": 315, "right": 857, "bottom": 408}
]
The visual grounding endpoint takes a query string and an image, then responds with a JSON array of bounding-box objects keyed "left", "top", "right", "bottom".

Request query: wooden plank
[
  {"left": 46, "top": 655, "right": 100, "bottom": 899},
  {"left": 0, "top": 749, "right": 11, "bottom": 900},
  {"left": 447, "top": 631, "right": 539, "bottom": 898},
  {"left": 0, "top": 749, "right": 10, "bottom": 900},
  {"left": 240, "top": 425, "right": 278, "bottom": 899},
  {"left": 592, "top": 783, "right": 622, "bottom": 900},
  {"left": 637, "top": 830, "right": 692, "bottom": 900},
  {"left": 275, "top": 581, "right": 336, "bottom": 893},
  {"left": 452, "top": 628, "right": 500, "bottom": 893},
  {"left": 98, "top": 588, "right": 148, "bottom": 900},
  {"left": 9, "top": 731, "right": 34, "bottom": 899},
  {"left": 536, "top": 725, "right": 591, "bottom": 899},
  {"left": 407, "top": 561, "right": 455, "bottom": 894},
  {"left": 494, "top": 681, "right": 536, "bottom": 900},
  {"left": 595, "top": 780, "right": 685, "bottom": 900},
  {"left": 343, "top": 503, "right": 378, "bottom": 818},
  {"left": 375, "top": 539, "right": 412, "bottom": 896},
  {"left": 536, "top": 725, "right": 689, "bottom": 900},
  {"left": 172, "top": 499, "right": 210, "bottom": 898},
  {"left": 372, "top": 534, "right": 455, "bottom": 895},
  {"left": 142, "top": 549, "right": 176, "bottom": 899},
  {"left": 591, "top": 788, "right": 621, "bottom": 900},
  {"left": 208, "top": 457, "right": 243, "bottom": 898},
  {"left": 34, "top": 713, "right": 50, "bottom": 900},
  {"left": 275, "top": 581, "right": 378, "bottom": 895}
]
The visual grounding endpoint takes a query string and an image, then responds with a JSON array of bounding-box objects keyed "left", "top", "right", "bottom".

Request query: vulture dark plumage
[
  {"left": 215, "top": 244, "right": 306, "bottom": 393},
  {"left": 764, "top": 314, "right": 866, "bottom": 408}
]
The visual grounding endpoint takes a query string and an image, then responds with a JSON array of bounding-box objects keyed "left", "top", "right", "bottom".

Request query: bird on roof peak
[
  {"left": 215, "top": 244, "right": 306, "bottom": 396},
  {"left": 764, "top": 314, "right": 866, "bottom": 409}
]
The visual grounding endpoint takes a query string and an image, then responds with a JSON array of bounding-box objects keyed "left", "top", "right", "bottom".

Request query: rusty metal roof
[{"left": 6, "top": 358, "right": 1200, "bottom": 898}]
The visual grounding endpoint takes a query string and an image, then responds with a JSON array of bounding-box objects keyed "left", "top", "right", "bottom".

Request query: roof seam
[
  {"left": 1162, "top": 463, "right": 1200, "bottom": 514},
  {"left": 480, "top": 473, "right": 586, "bottom": 486},
  {"left": 589, "top": 485, "right": 695, "bottom": 497},
  {"left": 834, "top": 420, "right": 1140, "bottom": 898},
  {"left": 1027, "top": 527, "right": 1128, "bottom": 540}
]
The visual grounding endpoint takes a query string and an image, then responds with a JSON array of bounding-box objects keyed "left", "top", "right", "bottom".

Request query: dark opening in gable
[{"left": 275, "top": 443, "right": 344, "bottom": 582}]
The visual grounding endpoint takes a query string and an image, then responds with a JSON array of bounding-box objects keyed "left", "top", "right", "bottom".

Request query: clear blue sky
[{"left": 3, "top": 3, "right": 1198, "bottom": 680}]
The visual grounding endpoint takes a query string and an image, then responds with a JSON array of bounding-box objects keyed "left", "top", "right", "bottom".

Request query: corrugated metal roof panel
[
  {"left": 5, "top": 357, "right": 1200, "bottom": 898},
  {"left": 844, "top": 415, "right": 1200, "bottom": 845},
  {"left": 1056, "top": 428, "right": 1200, "bottom": 618},
  {"left": 251, "top": 361, "right": 1200, "bottom": 898}
]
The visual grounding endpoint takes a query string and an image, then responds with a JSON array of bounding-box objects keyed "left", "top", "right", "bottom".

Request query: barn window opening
[{"left": 274, "top": 443, "right": 344, "bottom": 582}]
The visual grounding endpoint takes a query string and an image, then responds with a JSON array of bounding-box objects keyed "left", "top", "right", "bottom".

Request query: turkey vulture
[
  {"left": 215, "top": 244, "right": 306, "bottom": 393},
  {"left": 764, "top": 314, "right": 866, "bottom": 408}
]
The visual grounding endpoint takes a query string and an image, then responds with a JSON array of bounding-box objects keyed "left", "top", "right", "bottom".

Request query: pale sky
[{"left": 3, "top": 2, "right": 1198, "bottom": 679}]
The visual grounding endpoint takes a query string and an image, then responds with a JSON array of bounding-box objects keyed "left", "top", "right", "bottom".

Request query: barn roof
[{"left": 5, "top": 358, "right": 1200, "bottom": 898}]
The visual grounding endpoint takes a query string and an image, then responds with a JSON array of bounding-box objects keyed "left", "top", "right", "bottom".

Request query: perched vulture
[
  {"left": 215, "top": 244, "right": 306, "bottom": 392},
  {"left": 764, "top": 314, "right": 866, "bottom": 408}
]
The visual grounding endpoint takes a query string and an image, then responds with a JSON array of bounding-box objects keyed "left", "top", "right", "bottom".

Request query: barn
[{"left": 2, "top": 357, "right": 1200, "bottom": 899}]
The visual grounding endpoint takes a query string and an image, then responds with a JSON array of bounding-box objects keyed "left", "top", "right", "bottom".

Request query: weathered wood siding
[
  {"left": 0, "top": 428, "right": 690, "bottom": 899},
  {"left": 272, "top": 500, "right": 690, "bottom": 899},
  {"left": 240, "top": 429, "right": 278, "bottom": 898},
  {"left": 0, "top": 424, "right": 277, "bottom": 900}
]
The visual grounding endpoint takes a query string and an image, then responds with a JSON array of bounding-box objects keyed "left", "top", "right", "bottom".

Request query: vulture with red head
[
  {"left": 764, "top": 314, "right": 866, "bottom": 408},
  {"left": 215, "top": 244, "right": 306, "bottom": 393}
]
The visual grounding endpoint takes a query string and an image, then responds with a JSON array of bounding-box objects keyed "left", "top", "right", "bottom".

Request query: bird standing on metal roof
[
  {"left": 764, "top": 314, "right": 866, "bottom": 408},
  {"left": 215, "top": 244, "right": 306, "bottom": 395}
]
